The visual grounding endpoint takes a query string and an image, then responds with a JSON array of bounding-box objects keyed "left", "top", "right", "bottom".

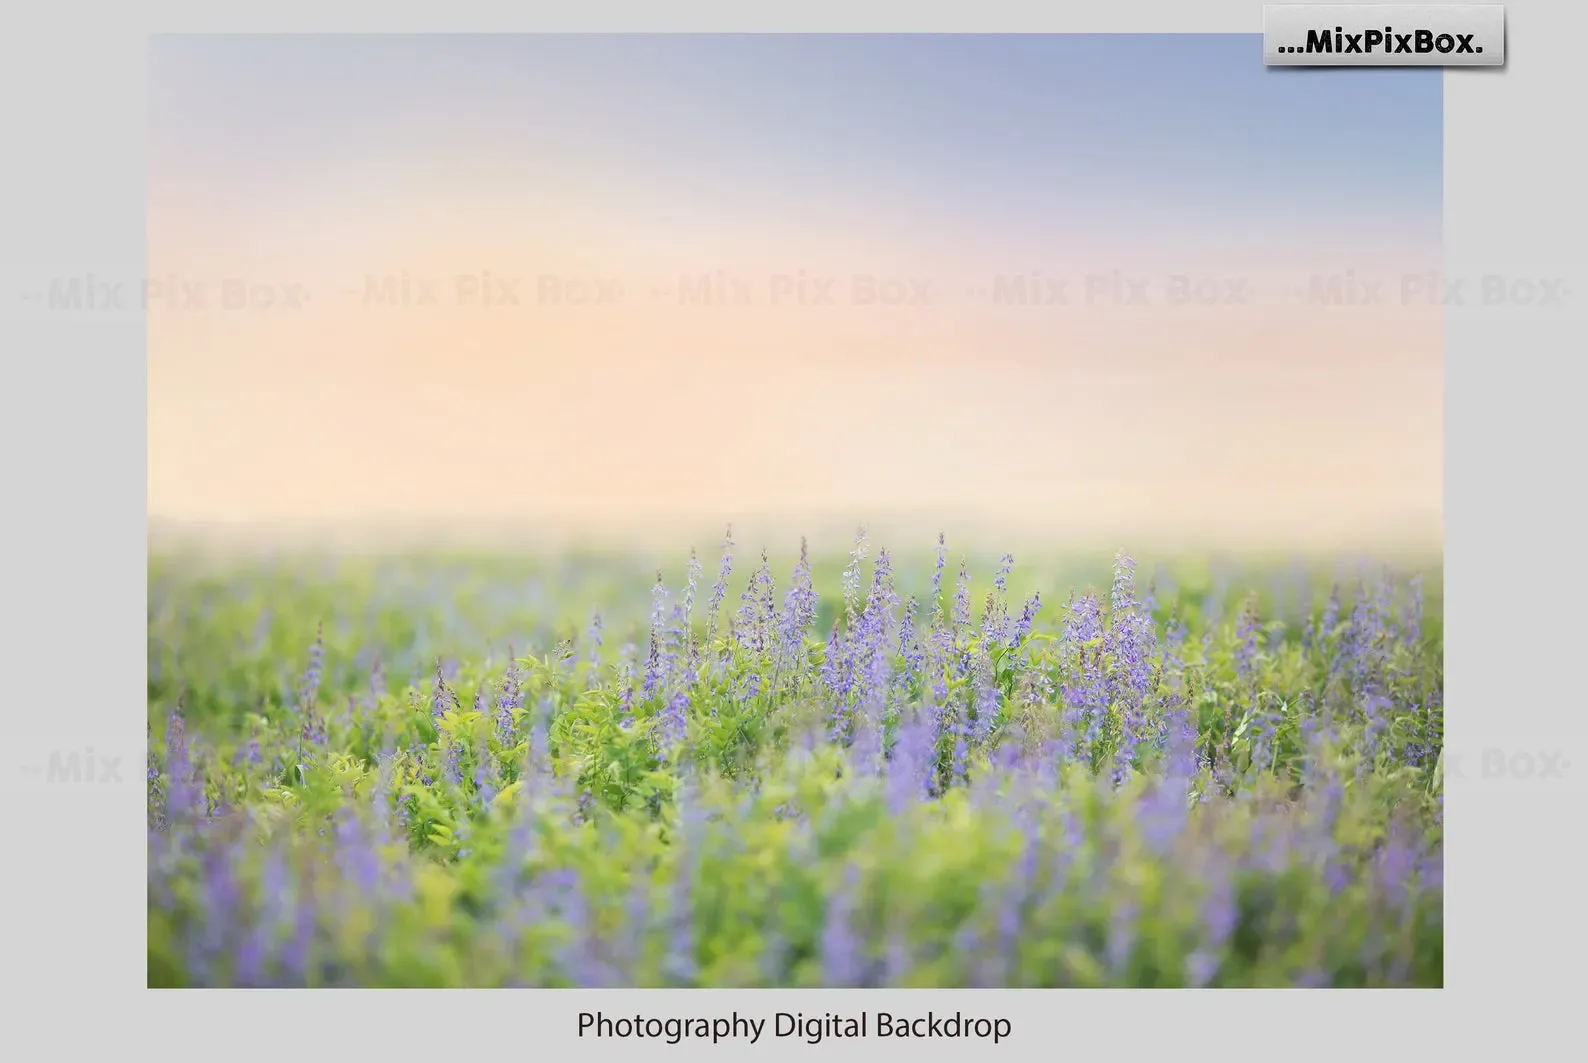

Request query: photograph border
[{"left": 5, "top": 0, "right": 1582, "bottom": 1056}]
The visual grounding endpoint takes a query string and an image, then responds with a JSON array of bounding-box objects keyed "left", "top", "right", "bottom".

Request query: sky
[{"left": 148, "top": 34, "right": 1443, "bottom": 552}]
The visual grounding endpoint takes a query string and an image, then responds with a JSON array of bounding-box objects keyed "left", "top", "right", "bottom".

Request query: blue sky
[{"left": 151, "top": 34, "right": 1441, "bottom": 246}]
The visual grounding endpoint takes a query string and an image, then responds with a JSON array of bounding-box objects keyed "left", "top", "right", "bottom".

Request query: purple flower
[
  {"left": 1403, "top": 573, "right": 1425, "bottom": 644},
  {"left": 841, "top": 526, "right": 869, "bottom": 629},
  {"left": 821, "top": 863, "right": 867, "bottom": 987},
  {"left": 236, "top": 845, "right": 290, "bottom": 986},
  {"left": 643, "top": 572, "right": 669, "bottom": 700},
  {"left": 659, "top": 687, "right": 691, "bottom": 753},
  {"left": 1106, "top": 554, "right": 1157, "bottom": 782},
  {"left": 734, "top": 547, "right": 777, "bottom": 653},
  {"left": 663, "top": 786, "right": 706, "bottom": 985},
  {"left": 930, "top": 533, "right": 948, "bottom": 619},
  {"left": 779, "top": 537, "right": 817, "bottom": 665},
  {"left": 704, "top": 526, "right": 735, "bottom": 652},
  {"left": 297, "top": 624, "right": 328, "bottom": 748},
  {"left": 1375, "top": 824, "right": 1420, "bottom": 911},
  {"left": 991, "top": 812, "right": 1041, "bottom": 983},
  {"left": 885, "top": 711, "right": 935, "bottom": 814},
  {"left": 430, "top": 660, "right": 459, "bottom": 719},
  {"left": 146, "top": 719, "right": 166, "bottom": 831},
  {"left": 1139, "top": 771, "right": 1191, "bottom": 856},
  {"left": 163, "top": 704, "right": 201, "bottom": 826},
  {"left": 333, "top": 804, "right": 383, "bottom": 899},
  {"left": 1184, "top": 951, "right": 1220, "bottom": 988},
  {"left": 1190, "top": 857, "right": 1238, "bottom": 985},
  {"left": 546, "top": 867, "right": 606, "bottom": 986},
  {"left": 495, "top": 657, "right": 522, "bottom": 745},
  {"left": 441, "top": 736, "right": 463, "bottom": 787},
  {"left": 1360, "top": 692, "right": 1392, "bottom": 767},
  {"left": 852, "top": 549, "right": 898, "bottom": 724},
  {"left": 1106, "top": 898, "right": 1138, "bottom": 982},
  {"left": 898, "top": 596, "right": 923, "bottom": 690},
  {"left": 952, "top": 558, "right": 972, "bottom": 638},
  {"left": 1235, "top": 597, "right": 1260, "bottom": 686},
  {"left": 618, "top": 662, "right": 636, "bottom": 723},
  {"left": 989, "top": 553, "right": 1015, "bottom": 643},
  {"left": 1011, "top": 592, "right": 1041, "bottom": 648},
  {"left": 822, "top": 619, "right": 849, "bottom": 736},
  {"left": 850, "top": 716, "right": 883, "bottom": 779},
  {"left": 191, "top": 841, "right": 243, "bottom": 983},
  {"left": 1060, "top": 593, "right": 1107, "bottom": 756},
  {"left": 585, "top": 611, "right": 604, "bottom": 671},
  {"left": 970, "top": 647, "right": 1000, "bottom": 747}
]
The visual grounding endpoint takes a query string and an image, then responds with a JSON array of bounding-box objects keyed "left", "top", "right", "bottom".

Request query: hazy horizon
[{"left": 148, "top": 34, "right": 1443, "bottom": 554}]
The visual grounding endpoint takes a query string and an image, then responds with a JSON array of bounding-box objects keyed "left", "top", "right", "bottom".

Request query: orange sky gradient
[{"left": 148, "top": 36, "right": 1443, "bottom": 555}]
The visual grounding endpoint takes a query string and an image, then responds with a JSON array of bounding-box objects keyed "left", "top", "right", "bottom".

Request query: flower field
[{"left": 146, "top": 530, "right": 1443, "bottom": 987}]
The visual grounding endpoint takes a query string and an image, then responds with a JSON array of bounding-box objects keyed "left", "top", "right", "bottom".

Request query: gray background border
[{"left": 4, "top": 1, "right": 1582, "bottom": 1056}]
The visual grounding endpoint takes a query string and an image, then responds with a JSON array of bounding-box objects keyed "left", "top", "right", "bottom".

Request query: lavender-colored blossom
[
  {"left": 1060, "top": 593, "right": 1107, "bottom": 755},
  {"left": 1011, "top": 592, "right": 1041, "bottom": 648},
  {"left": 851, "top": 549, "right": 898, "bottom": 723},
  {"left": 949, "top": 727, "right": 970, "bottom": 788},
  {"left": 430, "top": 660, "right": 460, "bottom": 719},
  {"left": 441, "top": 735, "right": 463, "bottom": 787},
  {"left": 1403, "top": 573, "right": 1425, "bottom": 644},
  {"left": 1374, "top": 824, "right": 1420, "bottom": 912},
  {"left": 297, "top": 623, "right": 328, "bottom": 748},
  {"left": 930, "top": 533, "right": 948, "bottom": 619},
  {"left": 618, "top": 662, "right": 636, "bottom": 723},
  {"left": 643, "top": 572, "right": 669, "bottom": 699},
  {"left": 662, "top": 783, "right": 706, "bottom": 985},
  {"left": 779, "top": 537, "right": 817, "bottom": 665},
  {"left": 334, "top": 803, "right": 383, "bottom": 900},
  {"left": 988, "top": 553, "right": 1015, "bottom": 643},
  {"left": 733, "top": 547, "right": 777, "bottom": 653},
  {"left": 704, "top": 526, "right": 735, "bottom": 650},
  {"left": 163, "top": 704, "right": 201, "bottom": 826},
  {"left": 1106, "top": 555, "right": 1157, "bottom": 783},
  {"left": 820, "top": 863, "right": 867, "bottom": 987},
  {"left": 1188, "top": 856, "right": 1238, "bottom": 986},
  {"left": 146, "top": 719, "right": 166, "bottom": 831},
  {"left": 823, "top": 621, "right": 854, "bottom": 742},
  {"left": 585, "top": 611, "right": 604, "bottom": 671},
  {"left": 952, "top": 558, "right": 972, "bottom": 639},
  {"left": 1234, "top": 597, "right": 1260, "bottom": 686},
  {"left": 1360, "top": 692, "right": 1392, "bottom": 768},
  {"left": 495, "top": 657, "right": 522, "bottom": 745},
  {"left": 841, "top": 525, "right": 869, "bottom": 630},
  {"left": 849, "top": 716, "right": 883, "bottom": 779},
  {"left": 970, "top": 647, "right": 1000, "bottom": 747},
  {"left": 545, "top": 867, "right": 607, "bottom": 986},
  {"left": 189, "top": 841, "right": 244, "bottom": 983},
  {"left": 1105, "top": 898, "right": 1138, "bottom": 981},
  {"left": 236, "top": 845, "right": 290, "bottom": 987},
  {"left": 474, "top": 733, "right": 500, "bottom": 808},
  {"left": 885, "top": 711, "right": 935, "bottom": 814},
  {"left": 989, "top": 812, "right": 1042, "bottom": 983},
  {"left": 897, "top": 596, "right": 923, "bottom": 689},
  {"left": 658, "top": 686, "right": 691, "bottom": 753}
]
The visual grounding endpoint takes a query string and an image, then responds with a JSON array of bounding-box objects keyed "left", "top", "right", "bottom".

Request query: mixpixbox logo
[
  {"left": 17, "top": 747, "right": 125, "bottom": 785},
  {"left": 17, "top": 265, "right": 1570, "bottom": 317},
  {"left": 1265, "top": 5, "right": 1506, "bottom": 67},
  {"left": 1442, "top": 748, "right": 1571, "bottom": 782}
]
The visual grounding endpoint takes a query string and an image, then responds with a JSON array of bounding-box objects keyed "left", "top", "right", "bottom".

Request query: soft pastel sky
[{"left": 148, "top": 34, "right": 1443, "bottom": 551}]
